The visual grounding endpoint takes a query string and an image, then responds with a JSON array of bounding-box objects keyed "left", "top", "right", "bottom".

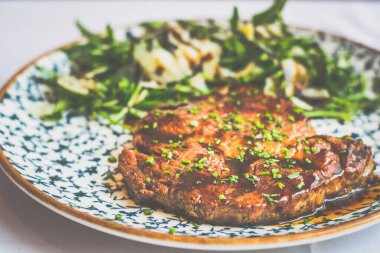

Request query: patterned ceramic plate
[{"left": 1, "top": 25, "right": 380, "bottom": 251}]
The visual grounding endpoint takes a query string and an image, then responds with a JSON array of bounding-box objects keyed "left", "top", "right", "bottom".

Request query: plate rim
[{"left": 1, "top": 24, "right": 380, "bottom": 250}]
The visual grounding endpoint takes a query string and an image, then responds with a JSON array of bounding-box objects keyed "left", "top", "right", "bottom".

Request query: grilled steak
[{"left": 118, "top": 87, "right": 377, "bottom": 225}]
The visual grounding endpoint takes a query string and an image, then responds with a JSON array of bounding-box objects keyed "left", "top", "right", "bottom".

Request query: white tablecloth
[{"left": 0, "top": 1, "right": 380, "bottom": 252}]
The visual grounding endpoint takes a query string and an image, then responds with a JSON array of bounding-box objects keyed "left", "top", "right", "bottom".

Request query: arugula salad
[{"left": 37, "top": 0, "right": 380, "bottom": 125}]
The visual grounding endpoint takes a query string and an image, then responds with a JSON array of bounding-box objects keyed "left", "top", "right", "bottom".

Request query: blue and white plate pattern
[{"left": 0, "top": 26, "right": 379, "bottom": 250}]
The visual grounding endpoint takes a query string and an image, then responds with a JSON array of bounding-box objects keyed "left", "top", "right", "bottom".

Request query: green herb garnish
[
  {"left": 287, "top": 172, "right": 300, "bottom": 179},
  {"left": 192, "top": 223, "right": 200, "bottom": 229},
  {"left": 181, "top": 159, "right": 191, "bottom": 165},
  {"left": 146, "top": 157, "right": 155, "bottom": 165},
  {"left": 189, "top": 121, "right": 199, "bottom": 127},
  {"left": 218, "top": 195, "right": 227, "bottom": 201},
  {"left": 262, "top": 193, "right": 280, "bottom": 203},
  {"left": 297, "top": 181, "right": 305, "bottom": 189},
  {"left": 143, "top": 209, "right": 153, "bottom": 215},
  {"left": 108, "top": 156, "right": 117, "bottom": 163}
]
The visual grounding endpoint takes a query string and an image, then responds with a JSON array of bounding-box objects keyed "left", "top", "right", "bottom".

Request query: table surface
[{"left": 1, "top": 1, "right": 380, "bottom": 252}]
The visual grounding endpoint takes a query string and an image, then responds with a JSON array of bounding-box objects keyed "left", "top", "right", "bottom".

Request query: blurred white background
[{"left": 1, "top": 1, "right": 380, "bottom": 252}]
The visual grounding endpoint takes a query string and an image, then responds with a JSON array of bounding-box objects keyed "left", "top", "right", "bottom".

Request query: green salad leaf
[
  {"left": 37, "top": 0, "right": 380, "bottom": 126},
  {"left": 252, "top": 0, "right": 287, "bottom": 26}
]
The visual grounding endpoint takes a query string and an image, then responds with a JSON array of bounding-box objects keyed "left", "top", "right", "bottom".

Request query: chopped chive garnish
[
  {"left": 114, "top": 214, "right": 122, "bottom": 220},
  {"left": 287, "top": 172, "right": 300, "bottom": 179},
  {"left": 218, "top": 195, "right": 226, "bottom": 201},
  {"left": 166, "top": 152, "right": 173, "bottom": 159},
  {"left": 146, "top": 157, "right": 155, "bottom": 165},
  {"left": 161, "top": 147, "right": 170, "bottom": 153},
  {"left": 244, "top": 173, "right": 259, "bottom": 183},
  {"left": 265, "top": 158, "right": 279, "bottom": 165},
  {"left": 154, "top": 109, "right": 163, "bottom": 116},
  {"left": 271, "top": 168, "right": 279, "bottom": 174},
  {"left": 278, "top": 182, "right": 285, "bottom": 189},
  {"left": 169, "top": 228, "right": 176, "bottom": 234},
  {"left": 209, "top": 113, "right": 218, "bottom": 119},
  {"left": 189, "top": 107, "right": 198, "bottom": 115},
  {"left": 271, "top": 168, "right": 282, "bottom": 179},
  {"left": 145, "top": 177, "right": 152, "bottom": 183},
  {"left": 172, "top": 142, "right": 181, "bottom": 148},
  {"left": 181, "top": 159, "right": 190, "bottom": 165},
  {"left": 192, "top": 223, "right": 200, "bottom": 229},
  {"left": 231, "top": 116, "right": 243, "bottom": 123},
  {"left": 143, "top": 209, "right": 153, "bottom": 215},
  {"left": 264, "top": 132, "right": 273, "bottom": 141},
  {"left": 152, "top": 122, "right": 158, "bottom": 129},
  {"left": 305, "top": 158, "right": 312, "bottom": 164},
  {"left": 108, "top": 156, "right": 117, "bottom": 163},
  {"left": 199, "top": 157, "right": 207, "bottom": 163},
  {"left": 223, "top": 125, "right": 233, "bottom": 131},
  {"left": 189, "top": 121, "right": 199, "bottom": 127},
  {"left": 229, "top": 175, "right": 239, "bottom": 183},
  {"left": 281, "top": 147, "right": 291, "bottom": 159},
  {"left": 311, "top": 147, "right": 317, "bottom": 153},
  {"left": 212, "top": 173, "right": 219, "bottom": 178},
  {"left": 257, "top": 151, "right": 270, "bottom": 158},
  {"left": 262, "top": 193, "right": 280, "bottom": 203},
  {"left": 255, "top": 121, "right": 264, "bottom": 129},
  {"left": 297, "top": 181, "right": 305, "bottom": 189},
  {"left": 233, "top": 125, "right": 242, "bottom": 131},
  {"left": 272, "top": 130, "right": 283, "bottom": 142}
]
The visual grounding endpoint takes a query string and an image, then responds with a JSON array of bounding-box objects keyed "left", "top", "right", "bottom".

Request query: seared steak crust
[{"left": 118, "top": 87, "right": 376, "bottom": 225}]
